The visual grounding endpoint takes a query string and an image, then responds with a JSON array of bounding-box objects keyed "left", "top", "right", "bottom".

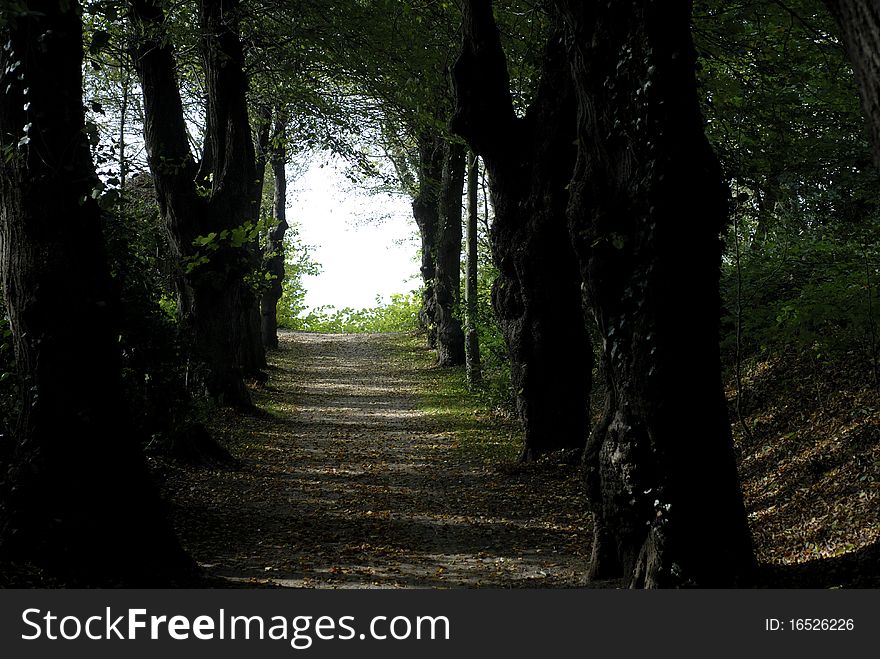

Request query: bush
[
  {"left": 275, "top": 226, "right": 321, "bottom": 329},
  {"left": 102, "top": 177, "right": 207, "bottom": 451},
  {"left": 721, "top": 228, "right": 880, "bottom": 367},
  {"left": 292, "top": 291, "right": 421, "bottom": 333}
]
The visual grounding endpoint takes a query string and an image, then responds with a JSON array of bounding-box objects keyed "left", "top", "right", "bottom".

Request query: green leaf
[
  {"left": 193, "top": 232, "right": 218, "bottom": 247},
  {"left": 89, "top": 30, "right": 111, "bottom": 56}
]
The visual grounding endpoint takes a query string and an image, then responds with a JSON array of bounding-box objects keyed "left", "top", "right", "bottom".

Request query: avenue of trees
[{"left": 1, "top": 0, "right": 879, "bottom": 587}]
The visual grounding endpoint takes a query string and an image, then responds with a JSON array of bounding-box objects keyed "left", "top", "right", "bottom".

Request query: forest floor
[
  {"left": 155, "top": 331, "right": 880, "bottom": 588},
  {"left": 157, "top": 332, "right": 594, "bottom": 588},
  {"left": 730, "top": 351, "right": 880, "bottom": 587}
]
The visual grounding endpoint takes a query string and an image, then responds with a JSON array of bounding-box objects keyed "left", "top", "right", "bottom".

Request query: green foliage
[
  {"left": 696, "top": 0, "right": 867, "bottom": 199},
  {"left": 722, "top": 228, "right": 880, "bottom": 364},
  {"left": 185, "top": 222, "right": 262, "bottom": 274},
  {"left": 693, "top": 0, "right": 880, "bottom": 377},
  {"left": 466, "top": 244, "right": 515, "bottom": 410},
  {"left": 275, "top": 226, "right": 322, "bottom": 329},
  {"left": 101, "top": 178, "right": 207, "bottom": 449},
  {"left": 292, "top": 292, "right": 422, "bottom": 334},
  {"left": 494, "top": 0, "right": 552, "bottom": 116},
  {"left": 271, "top": 215, "right": 420, "bottom": 336}
]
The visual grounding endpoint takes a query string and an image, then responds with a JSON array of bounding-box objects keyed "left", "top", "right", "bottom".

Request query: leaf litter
[
  {"left": 158, "top": 332, "right": 593, "bottom": 588},
  {"left": 156, "top": 335, "right": 880, "bottom": 588}
]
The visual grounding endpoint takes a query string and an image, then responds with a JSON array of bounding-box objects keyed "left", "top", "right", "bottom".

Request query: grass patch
[{"left": 386, "top": 332, "right": 523, "bottom": 464}]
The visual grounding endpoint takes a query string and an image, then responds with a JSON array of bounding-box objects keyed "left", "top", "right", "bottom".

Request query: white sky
[{"left": 287, "top": 156, "right": 421, "bottom": 312}]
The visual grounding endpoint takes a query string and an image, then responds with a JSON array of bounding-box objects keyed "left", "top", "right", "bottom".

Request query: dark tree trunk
[
  {"left": 465, "top": 150, "right": 483, "bottom": 386},
  {"left": 261, "top": 112, "right": 290, "bottom": 350},
  {"left": 412, "top": 133, "right": 445, "bottom": 348},
  {"left": 554, "top": 0, "right": 755, "bottom": 587},
  {"left": 130, "top": 0, "right": 259, "bottom": 406},
  {"left": 238, "top": 105, "right": 272, "bottom": 376},
  {"left": 200, "top": 0, "right": 265, "bottom": 383},
  {"left": 237, "top": 291, "right": 267, "bottom": 380},
  {"left": 452, "top": 0, "right": 592, "bottom": 461},
  {"left": 434, "top": 141, "right": 467, "bottom": 366},
  {"left": 0, "top": 1, "right": 192, "bottom": 585},
  {"left": 823, "top": 0, "right": 880, "bottom": 166},
  {"left": 253, "top": 104, "right": 273, "bottom": 204}
]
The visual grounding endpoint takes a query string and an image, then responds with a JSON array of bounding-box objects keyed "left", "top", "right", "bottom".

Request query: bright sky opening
[{"left": 287, "top": 156, "right": 420, "bottom": 313}]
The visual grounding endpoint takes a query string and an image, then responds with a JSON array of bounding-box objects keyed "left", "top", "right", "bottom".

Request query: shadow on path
[{"left": 163, "top": 332, "right": 593, "bottom": 588}]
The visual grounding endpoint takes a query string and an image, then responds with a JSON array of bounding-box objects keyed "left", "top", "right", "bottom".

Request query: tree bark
[
  {"left": 238, "top": 104, "right": 273, "bottom": 376},
  {"left": 412, "top": 133, "right": 445, "bottom": 348},
  {"left": 261, "top": 112, "right": 290, "bottom": 350},
  {"left": 823, "top": 0, "right": 880, "bottom": 166},
  {"left": 0, "top": 1, "right": 192, "bottom": 584},
  {"left": 129, "top": 0, "right": 260, "bottom": 406},
  {"left": 466, "top": 150, "right": 483, "bottom": 386},
  {"left": 452, "top": 0, "right": 592, "bottom": 461},
  {"left": 237, "top": 292, "right": 267, "bottom": 379},
  {"left": 434, "top": 141, "right": 467, "bottom": 366},
  {"left": 554, "top": 0, "right": 755, "bottom": 587}
]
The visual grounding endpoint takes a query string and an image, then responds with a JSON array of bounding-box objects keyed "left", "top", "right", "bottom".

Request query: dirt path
[{"left": 162, "top": 332, "right": 592, "bottom": 587}]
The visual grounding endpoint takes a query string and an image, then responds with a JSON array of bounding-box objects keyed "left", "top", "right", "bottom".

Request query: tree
[
  {"left": 0, "top": 0, "right": 191, "bottom": 584},
  {"left": 412, "top": 133, "right": 444, "bottom": 348},
  {"left": 360, "top": 3, "right": 468, "bottom": 367},
  {"left": 406, "top": 127, "right": 467, "bottom": 366},
  {"left": 434, "top": 140, "right": 467, "bottom": 366},
  {"left": 128, "top": 0, "right": 262, "bottom": 406},
  {"left": 260, "top": 0, "right": 468, "bottom": 365},
  {"left": 465, "top": 150, "right": 483, "bottom": 386},
  {"left": 822, "top": 0, "right": 880, "bottom": 165},
  {"left": 553, "top": 0, "right": 755, "bottom": 587},
  {"left": 452, "top": 0, "right": 592, "bottom": 461},
  {"left": 261, "top": 109, "right": 291, "bottom": 350},
  {"left": 237, "top": 104, "right": 272, "bottom": 376}
]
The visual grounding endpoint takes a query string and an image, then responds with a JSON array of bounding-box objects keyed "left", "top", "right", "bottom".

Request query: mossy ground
[{"left": 384, "top": 332, "right": 522, "bottom": 464}]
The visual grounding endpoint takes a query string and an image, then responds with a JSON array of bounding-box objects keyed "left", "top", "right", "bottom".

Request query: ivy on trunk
[
  {"left": 261, "top": 110, "right": 291, "bottom": 351},
  {"left": 554, "top": 0, "right": 755, "bottom": 587}
]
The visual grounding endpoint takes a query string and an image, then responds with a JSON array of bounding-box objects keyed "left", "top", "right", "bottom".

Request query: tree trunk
[
  {"left": 434, "top": 141, "right": 467, "bottom": 366},
  {"left": 201, "top": 0, "right": 265, "bottom": 384},
  {"left": 0, "top": 1, "right": 192, "bottom": 585},
  {"left": 412, "top": 133, "right": 445, "bottom": 348},
  {"left": 237, "top": 292, "right": 267, "bottom": 380},
  {"left": 130, "top": 0, "right": 259, "bottom": 406},
  {"left": 554, "top": 0, "right": 755, "bottom": 587},
  {"left": 452, "top": 0, "right": 592, "bottom": 461},
  {"left": 238, "top": 105, "right": 272, "bottom": 376},
  {"left": 261, "top": 112, "right": 290, "bottom": 350},
  {"left": 823, "top": 0, "right": 880, "bottom": 166},
  {"left": 466, "top": 150, "right": 483, "bottom": 386}
]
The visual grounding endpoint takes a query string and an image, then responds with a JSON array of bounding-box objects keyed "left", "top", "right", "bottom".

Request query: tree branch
[{"left": 450, "top": 0, "right": 517, "bottom": 157}]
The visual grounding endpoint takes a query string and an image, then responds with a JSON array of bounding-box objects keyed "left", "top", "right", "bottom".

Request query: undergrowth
[{"left": 282, "top": 292, "right": 421, "bottom": 334}]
